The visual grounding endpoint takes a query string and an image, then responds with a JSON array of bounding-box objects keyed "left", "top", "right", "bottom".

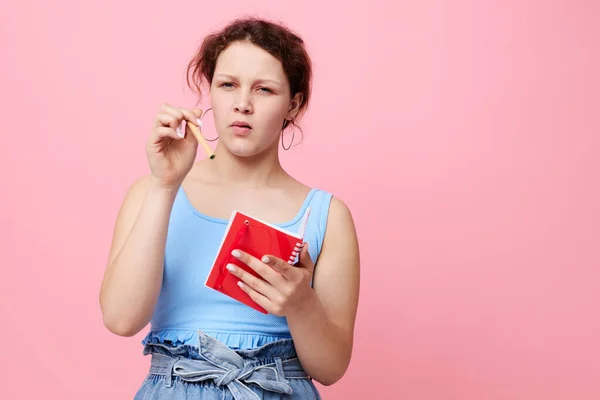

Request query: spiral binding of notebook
[{"left": 288, "top": 207, "right": 311, "bottom": 264}]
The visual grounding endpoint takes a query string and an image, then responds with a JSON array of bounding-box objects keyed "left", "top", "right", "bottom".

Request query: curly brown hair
[{"left": 186, "top": 17, "right": 312, "bottom": 132}]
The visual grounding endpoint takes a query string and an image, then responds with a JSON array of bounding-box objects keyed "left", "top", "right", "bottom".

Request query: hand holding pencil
[{"left": 146, "top": 104, "right": 214, "bottom": 189}]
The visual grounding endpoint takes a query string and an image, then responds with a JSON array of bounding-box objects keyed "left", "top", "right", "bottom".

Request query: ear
[{"left": 287, "top": 92, "right": 304, "bottom": 120}]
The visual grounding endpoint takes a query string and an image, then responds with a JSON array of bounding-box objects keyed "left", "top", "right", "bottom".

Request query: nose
[{"left": 234, "top": 91, "right": 253, "bottom": 114}]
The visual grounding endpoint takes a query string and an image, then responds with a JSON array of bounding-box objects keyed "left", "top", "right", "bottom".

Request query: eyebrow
[{"left": 214, "top": 74, "right": 282, "bottom": 86}]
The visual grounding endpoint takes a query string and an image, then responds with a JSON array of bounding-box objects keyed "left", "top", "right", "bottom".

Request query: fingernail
[
  {"left": 262, "top": 256, "right": 270, "bottom": 263},
  {"left": 177, "top": 120, "right": 186, "bottom": 138},
  {"left": 237, "top": 281, "right": 244, "bottom": 288},
  {"left": 196, "top": 118, "right": 203, "bottom": 127},
  {"left": 231, "top": 250, "right": 241, "bottom": 258},
  {"left": 226, "top": 264, "right": 236, "bottom": 272}
]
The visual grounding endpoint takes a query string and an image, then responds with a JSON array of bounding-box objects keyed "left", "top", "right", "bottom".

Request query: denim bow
[{"left": 162, "top": 355, "right": 294, "bottom": 400}]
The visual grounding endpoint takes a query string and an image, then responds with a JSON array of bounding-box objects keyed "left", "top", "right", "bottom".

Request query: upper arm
[
  {"left": 106, "top": 175, "right": 151, "bottom": 266},
  {"left": 312, "top": 196, "right": 360, "bottom": 340}
]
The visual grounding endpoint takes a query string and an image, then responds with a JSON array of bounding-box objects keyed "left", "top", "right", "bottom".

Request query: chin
[
  {"left": 226, "top": 142, "right": 268, "bottom": 158},
  {"left": 224, "top": 136, "right": 278, "bottom": 158}
]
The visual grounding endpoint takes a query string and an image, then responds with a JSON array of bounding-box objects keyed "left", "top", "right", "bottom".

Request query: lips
[
  {"left": 231, "top": 121, "right": 252, "bottom": 129},
  {"left": 231, "top": 121, "right": 252, "bottom": 136}
]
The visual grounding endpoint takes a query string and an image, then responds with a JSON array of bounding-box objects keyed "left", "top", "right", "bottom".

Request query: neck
[{"left": 204, "top": 143, "right": 287, "bottom": 188}]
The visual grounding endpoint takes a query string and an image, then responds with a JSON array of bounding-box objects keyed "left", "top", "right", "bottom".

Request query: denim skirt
[{"left": 134, "top": 330, "right": 321, "bottom": 400}]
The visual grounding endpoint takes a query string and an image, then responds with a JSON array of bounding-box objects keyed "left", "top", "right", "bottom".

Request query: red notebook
[{"left": 204, "top": 208, "right": 311, "bottom": 314}]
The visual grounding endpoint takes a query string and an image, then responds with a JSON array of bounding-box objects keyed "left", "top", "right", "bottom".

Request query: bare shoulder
[
  {"left": 320, "top": 195, "right": 359, "bottom": 263},
  {"left": 118, "top": 175, "right": 153, "bottom": 214},
  {"left": 327, "top": 196, "right": 355, "bottom": 227}
]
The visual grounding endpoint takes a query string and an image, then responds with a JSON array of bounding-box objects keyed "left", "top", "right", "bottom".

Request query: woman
[{"left": 100, "top": 17, "right": 360, "bottom": 399}]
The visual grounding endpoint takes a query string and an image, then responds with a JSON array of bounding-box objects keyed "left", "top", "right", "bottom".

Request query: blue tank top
[{"left": 142, "top": 186, "right": 333, "bottom": 350}]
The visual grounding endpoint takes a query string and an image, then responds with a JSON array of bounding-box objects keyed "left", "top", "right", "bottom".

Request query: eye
[
  {"left": 258, "top": 87, "right": 274, "bottom": 94},
  {"left": 219, "top": 82, "right": 235, "bottom": 88}
]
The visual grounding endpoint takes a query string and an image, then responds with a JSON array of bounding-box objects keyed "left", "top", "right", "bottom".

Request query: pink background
[{"left": 2, "top": 0, "right": 599, "bottom": 398}]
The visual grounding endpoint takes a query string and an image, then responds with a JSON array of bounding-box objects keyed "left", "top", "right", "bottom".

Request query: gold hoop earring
[
  {"left": 200, "top": 108, "right": 219, "bottom": 142},
  {"left": 281, "top": 119, "right": 295, "bottom": 151}
]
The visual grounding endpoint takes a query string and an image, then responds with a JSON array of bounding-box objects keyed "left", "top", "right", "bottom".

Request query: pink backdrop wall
[{"left": 1, "top": 0, "right": 599, "bottom": 398}]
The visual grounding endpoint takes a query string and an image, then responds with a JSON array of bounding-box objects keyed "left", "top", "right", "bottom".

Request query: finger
[
  {"left": 237, "top": 281, "right": 273, "bottom": 314},
  {"left": 227, "top": 263, "right": 279, "bottom": 300},
  {"left": 157, "top": 104, "right": 190, "bottom": 129},
  {"left": 156, "top": 113, "right": 181, "bottom": 130},
  {"left": 192, "top": 108, "right": 203, "bottom": 119},
  {"left": 179, "top": 107, "right": 203, "bottom": 125},
  {"left": 231, "top": 250, "right": 285, "bottom": 287},
  {"left": 261, "top": 255, "right": 294, "bottom": 280},
  {"left": 161, "top": 103, "right": 185, "bottom": 121},
  {"left": 296, "top": 242, "right": 315, "bottom": 272},
  {"left": 151, "top": 126, "right": 182, "bottom": 142}
]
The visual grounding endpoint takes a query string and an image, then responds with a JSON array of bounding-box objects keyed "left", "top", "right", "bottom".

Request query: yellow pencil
[{"left": 187, "top": 121, "right": 215, "bottom": 159}]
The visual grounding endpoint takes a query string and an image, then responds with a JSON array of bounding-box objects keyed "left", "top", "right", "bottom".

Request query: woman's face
[{"left": 209, "top": 41, "right": 302, "bottom": 158}]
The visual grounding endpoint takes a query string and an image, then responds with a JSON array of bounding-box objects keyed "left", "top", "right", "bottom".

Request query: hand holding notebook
[
  {"left": 205, "top": 208, "right": 312, "bottom": 314},
  {"left": 226, "top": 238, "right": 316, "bottom": 317}
]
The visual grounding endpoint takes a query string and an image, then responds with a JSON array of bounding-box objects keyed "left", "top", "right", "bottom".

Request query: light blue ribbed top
[{"left": 142, "top": 186, "right": 333, "bottom": 350}]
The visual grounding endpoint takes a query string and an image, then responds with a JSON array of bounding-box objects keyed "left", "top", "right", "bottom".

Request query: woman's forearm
[
  {"left": 100, "top": 179, "right": 178, "bottom": 336},
  {"left": 286, "top": 292, "right": 353, "bottom": 386}
]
